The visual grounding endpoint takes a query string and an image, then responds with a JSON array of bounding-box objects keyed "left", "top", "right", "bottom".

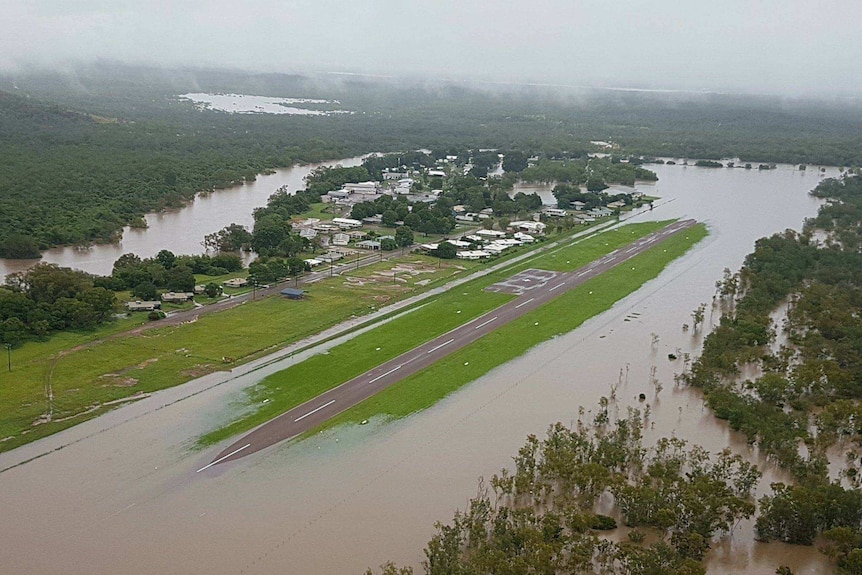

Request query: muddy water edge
[{"left": 0, "top": 163, "right": 841, "bottom": 574}]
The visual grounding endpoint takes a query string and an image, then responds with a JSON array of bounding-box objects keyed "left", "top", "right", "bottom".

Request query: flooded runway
[{"left": 0, "top": 163, "right": 839, "bottom": 574}]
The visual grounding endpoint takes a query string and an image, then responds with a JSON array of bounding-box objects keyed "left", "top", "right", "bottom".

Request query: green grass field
[
  {"left": 198, "top": 220, "right": 704, "bottom": 446},
  {"left": 0, "top": 254, "right": 481, "bottom": 451}
]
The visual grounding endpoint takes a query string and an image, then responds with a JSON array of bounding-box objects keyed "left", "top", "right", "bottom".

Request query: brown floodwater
[
  {"left": 0, "top": 163, "right": 842, "bottom": 574},
  {"left": 0, "top": 157, "right": 364, "bottom": 280}
]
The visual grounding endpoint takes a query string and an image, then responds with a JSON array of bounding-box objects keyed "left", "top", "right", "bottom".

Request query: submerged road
[{"left": 199, "top": 219, "right": 697, "bottom": 470}]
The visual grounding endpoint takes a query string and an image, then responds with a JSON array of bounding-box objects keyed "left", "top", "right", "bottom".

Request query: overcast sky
[{"left": 2, "top": 0, "right": 860, "bottom": 96}]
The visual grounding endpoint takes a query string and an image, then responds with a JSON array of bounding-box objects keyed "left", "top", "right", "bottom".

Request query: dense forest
[{"left": 1, "top": 63, "right": 862, "bottom": 255}]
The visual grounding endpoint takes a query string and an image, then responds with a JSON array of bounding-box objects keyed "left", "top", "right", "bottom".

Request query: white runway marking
[
  {"left": 474, "top": 317, "right": 498, "bottom": 330},
  {"left": 196, "top": 443, "right": 251, "bottom": 473},
  {"left": 426, "top": 338, "right": 455, "bottom": 354},
  {"left": 368, "top": 366, "right": 401, "bottom": 384},
  {"left": 294, "top": 399, "right": 336, "bottom": 421},
  {"left": 515, "top": 298, "right": 535, "bottom": 309},
  {"left": 549, "top": 282, "right": 566, "bottom": 292}
]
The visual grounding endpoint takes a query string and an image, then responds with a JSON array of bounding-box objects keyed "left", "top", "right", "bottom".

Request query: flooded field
[{"left": 0, "top": 163, "right": 841, "bottom": 574}]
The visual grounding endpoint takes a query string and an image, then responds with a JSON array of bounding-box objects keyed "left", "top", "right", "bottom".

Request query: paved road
[{"left": 199, "top": 219, "right": 697, "bottom": 471}]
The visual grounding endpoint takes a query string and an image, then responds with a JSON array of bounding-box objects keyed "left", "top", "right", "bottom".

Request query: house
[
  {"left": 332, "top": 217, "right": 363, "bottom": 229},
  {"left": 332, "top": 232, "right": 350, "bottom": 246},
  {"left": 356, "top": 240, "right": 381, "bottom": 250},
  {"left": 591, "top": 207, "right": 613, "bottom": 217},
  {"left": 510, "top": 221, "right": 546, "bottom": 235},
  {"left": 362, "top": 215, "right": 382, "bottom": 225},
  {"left": 280, "top": 288, "right": 306, "bottom": 300},
  {"left": 126, "top": 300, "right": 160, "bottom": 312},
  {"left": 476, "top": 229, "right": 506, "bottom": 238},
  {"left": 304, "top": 258, "right": 324, "bottom": 268},
  {"left": 427, "top": 169, "right": 446, "bottom": 177},
  {"left": 514, "top": 232, "right": 535, "bottom": 243},
  {"left": 325, "top": 189, "right": 350, "bottom": 200},
  {"left": 318, "top": 252, "right": 344, "bottom": 263},
  {"left": 463, "top": 234, "right": 485, "bottom": 244},
  {"left": 455, "top": 213, "right": 477, "bottom": 223},
  {"left": 343, "top": 181, "right": 380, "bottom": 193},
  {"left": 419, "top": 243, "right": 438, "bottom": 252},
  {"left": 224, "top": 278, "right": 248, "bottom": 288},
  {"left": 299, "top": 228, "right": 318, "bottom": 239},
  {"left": 571, "top": 201, "right": 587, "bottom": 210},
  {"left": 383, "top": 171, "right": 409, "bottom": 180},
  {"left": 445, "top": 239, "right": 471, "bottom": 248},
  {"left": 347, "top": 230, "right": 367, "bottom": 240},
  {"left": 194, "top": 284, "right": 206, "bottom": 294},
  {"left": 161, "top": 292, "right": 195, "bottom": 303},
  {"left": 543, "top": 207, "right": 568, "bottom": 217},
  {"left": 457, "top": 250, "right": 491, "bottom": 260},
  {"left": 607, "top": 201, "right": 626, "bottom": 209}
]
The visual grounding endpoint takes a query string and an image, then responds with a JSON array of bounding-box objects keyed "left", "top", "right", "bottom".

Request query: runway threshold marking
[
  {"left": 474, "top": 317, "right": 498, "bottom": 330},
  {"left": 368, "top": 366, "right": 401, "bottom": 385},
  {"left": 515, "top": 298, "right": 535, "bottom": 309},
  {"left": 196, "top": 443, "right": 251, "bottom": 473},
  {"left": 294, "top": 399, "right": 336, "bottom": 422},
  {"left": 426, "top": 339, "right": 455, "bottom": 354}
]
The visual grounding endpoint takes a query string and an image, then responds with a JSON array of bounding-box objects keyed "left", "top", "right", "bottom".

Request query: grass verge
[
  {"left": 197, "top": 220, "right": 695, "bottom": 446},
  {"left": 318, "top": 223, "right": 707, "bottom": 430}
]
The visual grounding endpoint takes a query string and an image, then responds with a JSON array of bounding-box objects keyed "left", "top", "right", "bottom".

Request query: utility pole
[{"left": 5, "top": 343, "right": 10, "bottom": 372}]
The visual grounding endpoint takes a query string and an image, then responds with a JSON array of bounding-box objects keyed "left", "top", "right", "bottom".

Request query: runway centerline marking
[
  {"left": 474, "top": 317, "right": 498, "bottom": 330},
  {"left": 196, "top": 443, "right": 251, "bottom": 473},
  {"left": 368, "top": 366, "right": 401, "bottom": 384},
  {"left": 294, "top": 399, "right": 336, "bottom": 422},
  {"left": 549, "top": 282, "right": 566, "bottom": 292},
  {"left": 515, "top": 298, "right": 535, "bottom": 309},
  {"left": 426, "top": 339, "right": 455, "bottom": 354}
]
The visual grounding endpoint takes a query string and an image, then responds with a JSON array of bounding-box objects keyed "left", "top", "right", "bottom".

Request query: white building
[
  {"left": 457, "top": 250, "right": 491, "bottom": 260},
  {"left": 332, "top": 217, "right": 363, "bottom": 229},
  {"left": 332, "top": 233, "right": 350, "bottom": 246}
]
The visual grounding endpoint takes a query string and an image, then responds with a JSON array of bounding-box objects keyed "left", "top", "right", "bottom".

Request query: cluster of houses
[
  {"left": 321, "top": 175, "right": 440, "bottom": 212},
  {"left": 418, "top": 221, "right": 545, "bottom": 260}
]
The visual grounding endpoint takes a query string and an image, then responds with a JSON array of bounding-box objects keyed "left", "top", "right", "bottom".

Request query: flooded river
[
  {"left": 0, "top": 163, "right": 842, "bottom": 574},
  {"left": 0, "top": 157, "right": 364, "bottom": 280}
]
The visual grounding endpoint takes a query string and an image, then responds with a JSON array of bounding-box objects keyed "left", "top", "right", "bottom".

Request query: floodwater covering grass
[
  {"left": 198, "top": 220, "right": 699, "bottom": 446},
  {"left": 0, "top": 253, "right": 483, "bottom": 452},
  {"left": 321, "top": 223, "right": 707, "bottom": 429}
]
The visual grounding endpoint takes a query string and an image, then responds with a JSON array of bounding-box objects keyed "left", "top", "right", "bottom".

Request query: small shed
[{"left": 280, "top": 288, "right": 306, "bottom": 300}]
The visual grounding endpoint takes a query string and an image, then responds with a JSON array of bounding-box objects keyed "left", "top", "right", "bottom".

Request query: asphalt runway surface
[{"left": 199, "top": 219, "right": 697, "bottom": 471}]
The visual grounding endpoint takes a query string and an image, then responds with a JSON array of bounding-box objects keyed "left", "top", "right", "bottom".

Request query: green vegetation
[
  {"left": 0, "top": 253, "right": 480, "bottom": 452},
  {"left": 198, "top": 221, "right": 706, "bottom": 446},
  {"left": 320, "top": 223, "right": 706, "bottom": 430},
  {"left": 520, "top": 156, "right": 658, "bottom": 188},
  {"left": 2, "top": 63, "right": 861, "bottom": 253},
  {"left": 366, "top": 408, "right": 758, "bottom": 575}
]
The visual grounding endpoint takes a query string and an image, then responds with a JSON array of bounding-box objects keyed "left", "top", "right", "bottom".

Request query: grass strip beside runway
[
  {"left": 198, "top": 220, "right": 692, "bottom": 447},
  {"left": 317, "top": 223, "right": 707, "bottom": 430}
]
